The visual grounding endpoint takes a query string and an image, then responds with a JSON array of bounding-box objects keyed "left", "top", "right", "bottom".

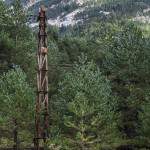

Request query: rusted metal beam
[{"left": 34, "top": 5, "right": 49, "bottom": 150}]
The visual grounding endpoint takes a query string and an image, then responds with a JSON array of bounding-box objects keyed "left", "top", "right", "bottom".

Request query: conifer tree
[
  {"left": 0, "top": 68, "right": 35, "bottom": 148},
  {"left": 56, "top": 55, "right": 118, "bottom": 149}
]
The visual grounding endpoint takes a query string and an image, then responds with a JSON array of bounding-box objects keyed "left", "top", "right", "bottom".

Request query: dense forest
[{"left": 0, "top": 0, "right": 150, "bottom": 149}]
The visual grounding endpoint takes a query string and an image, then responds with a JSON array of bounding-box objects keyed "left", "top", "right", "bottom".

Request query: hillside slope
[{"left": 4, "top": 0, "right": 150, "bottom": 27}]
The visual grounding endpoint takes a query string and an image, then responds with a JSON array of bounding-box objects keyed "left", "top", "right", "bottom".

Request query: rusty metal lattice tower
[{"left": 34, "top": 5, "right": 49, "bottom": 150}]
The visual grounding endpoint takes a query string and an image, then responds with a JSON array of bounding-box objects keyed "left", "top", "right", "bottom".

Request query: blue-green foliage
[
  {"left": 54, "top": 55, "right": 118, "bottom": 149},
  {"left": 0, "top": 68, "right": 35, "bottom": 147}
]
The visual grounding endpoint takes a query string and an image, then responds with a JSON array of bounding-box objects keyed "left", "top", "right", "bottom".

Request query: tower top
[{"left": 39, "top": 5, "right": 47, "bottom": 12}]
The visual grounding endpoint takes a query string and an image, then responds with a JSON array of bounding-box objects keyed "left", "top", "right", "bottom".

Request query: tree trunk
[{"left": 13, "top": 119, "right": 18, "bottom": 150}]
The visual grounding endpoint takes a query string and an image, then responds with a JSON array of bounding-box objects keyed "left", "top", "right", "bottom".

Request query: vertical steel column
[{"left": 34, "top": 5, "right": 49, "bottom": 150}]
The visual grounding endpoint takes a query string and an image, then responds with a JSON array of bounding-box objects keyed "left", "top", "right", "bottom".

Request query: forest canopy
[{"left": 0, "top": 0, "right": 150, "bottom": 149}]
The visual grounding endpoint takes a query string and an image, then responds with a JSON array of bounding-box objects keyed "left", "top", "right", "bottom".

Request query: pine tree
[
  {"left": 103, "top": 22, "right": 150, "bottom": 147},
  {"left": 56, "top": 55, "right": 118, "bottom": 149},
  {"left": 0, "top": 68, "right": 35, "bottom": 148}
]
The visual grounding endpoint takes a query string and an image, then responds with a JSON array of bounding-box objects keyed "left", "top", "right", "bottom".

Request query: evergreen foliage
[
  {"left": 54, "top": 55, "right": 118, "bottom": 149},
  {"left": 0, "top": 0, "right": 150, "bottom": 149},
  {"left": 0, "top": 68, "right": 35, "bottom": 148}
]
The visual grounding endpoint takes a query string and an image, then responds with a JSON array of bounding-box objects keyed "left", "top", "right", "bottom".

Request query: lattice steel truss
[{"left": 34, "top": 6, "right": 49, "bottom": 150}]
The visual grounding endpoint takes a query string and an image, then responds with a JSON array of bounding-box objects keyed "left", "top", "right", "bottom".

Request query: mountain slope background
[{"left": 4, "top": 0, "right": 150, "bottom": 27}]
